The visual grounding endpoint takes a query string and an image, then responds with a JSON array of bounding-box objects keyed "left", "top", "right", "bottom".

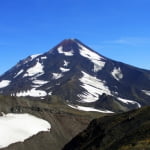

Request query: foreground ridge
[{"left": 63, "top": 106, "right": 150, "bottom": 150}]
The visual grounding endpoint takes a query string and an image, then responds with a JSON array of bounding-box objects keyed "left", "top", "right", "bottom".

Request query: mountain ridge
[{"left": 62, "top": 106, "right": 150, "bottom": 150}]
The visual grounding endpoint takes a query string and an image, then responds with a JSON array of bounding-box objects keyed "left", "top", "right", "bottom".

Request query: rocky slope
[
  {"left": 63, "top": 106, "right": 150, "bottom": 150},
  {"left": 0, "top": 95, "right": 104, "bottom": 150}
]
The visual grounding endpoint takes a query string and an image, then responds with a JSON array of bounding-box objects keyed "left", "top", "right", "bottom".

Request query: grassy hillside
[{"left": 63, "top": 106, "right": 150, "bottom": 150}]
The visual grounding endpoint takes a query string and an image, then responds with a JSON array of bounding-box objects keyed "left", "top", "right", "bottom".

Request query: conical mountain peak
[
  {"left": 51, "top": 38, "right": 99, "bottom": 57},
  {"left": 0, "top": 39, "right": 150, "bottom": 113},
  {"left": 60, "top": 38, "right": 77, "bottom": 44},
  {"left": 58, "top": 38, "right": 90, "bottom": 49}
]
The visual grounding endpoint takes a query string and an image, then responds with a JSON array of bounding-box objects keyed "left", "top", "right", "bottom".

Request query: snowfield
[
  {"left": 78, "top": 43, "right": 105, "bottom": 72},
  {"left": 78, "top": 71, "right": 111, "bottom": 102},
  {"left": 0, "top": 113, "right": 51, "bottom": 149}
]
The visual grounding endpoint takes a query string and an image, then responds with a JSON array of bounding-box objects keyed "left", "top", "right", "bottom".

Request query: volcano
[{"left": 0, "top": 39, "right": 150, "bottom": 113}]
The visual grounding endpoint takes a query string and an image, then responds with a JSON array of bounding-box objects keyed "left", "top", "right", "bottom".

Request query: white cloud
[{"left": 103, "top": 37, "right": 150, "bottom": 46}]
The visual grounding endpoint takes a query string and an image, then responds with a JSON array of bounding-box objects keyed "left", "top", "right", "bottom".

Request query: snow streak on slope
[
  {"left": 0, "top": 80, "right": 11, "bottom": 88},
  {"left": 142, "top": 90, "right": 150, "bottom": 96},
  {"left": 57, "top": 46, "right": 74, "bottom": 56},
  {"left": 32, "top": 80, "right": 49, "bottom": 85},
  {"left": 60, "top": 67, "right": 70, "bottom": 72},
  {"left": 16, "top": 88, "right": 47, "bottom": 97},
  {"left": 14, "top": 69, "right": 24, "bottom": 78},
  {"left": 32, "top": 80, "right": 49, "bottom": 88},
  {"left": 68, "top": 104, "right": 114, "bottom": 113},
  {"left": 23, "top": 61, "right": 44, "bottom": 77},
  {"left": 78, "top": 43, "right": 105, "bottom": 72},
  {"left": 117, "top": 97, "right": 141, "bottom": 108},
  {"left": 0, "top": 113, "right": 50, "bottom": 149},
  {"left": 78, "top": 71, "right": 111, "bottom": 103},
  {"left": 111, "top": 67, "right": 123, "bottom": 81}
]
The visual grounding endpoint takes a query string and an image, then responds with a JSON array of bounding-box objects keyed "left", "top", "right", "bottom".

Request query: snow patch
[
  {"left": 32, "top": 80, "right": 49, "bottom": 88},
  {"left": 48, "top": 91, "right": 52, "bottom": 95},
  {"left": 68, "top": 105, "right": 114, "bottom": 113},
  {"left": 41, "top": 56, "right": 47, "bottom": 60},
  {"left": 111, "top": 67, "right": 123, "bottom": 81},
  {"left": 117, "top": 97, "right": 141, "bottom": 108},
  {"left": 63, "top": 60, "right": 69, "bottom": 67},
  {"left": 0, "top": 80, "right": 11, "bottom": 88},
  {"left": 52, "top": 73, "right": 63, "bottom": 79},
  {"left": 78, "top": 71, "right": 111, "bottom": 103},
  {"left": 23, "top": 61, "right": 44, "bottom": 77},
  {"left": 57, "top": 46, "right": 74, "bottom": 56},
  {"left": 60, "top": 67, "right": 70, "bottom": 72},
  {"left": 78, "top": 44, "right": 105, "bottom": 72},
  {"left": 30, "top": 54, "right": 41, "bottom": 60},
  {"left": 16, "top": 88, "right": 47, "bottom": 97},
  {"left": 0, "top": 113, "right": 50, "bottom": 149},
  {"left": 142, "top": 90, "right": 150, "bottom": 96},
  {"left": 21, "top": 54, "right": 40, "bottom": 65},
  {"left": 32, "top": 80, "right": 49, "bottom": 85}
]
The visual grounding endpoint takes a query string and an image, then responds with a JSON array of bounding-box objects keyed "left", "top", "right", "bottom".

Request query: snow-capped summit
[{"left": 0, "top": 39, "right": 150, "bottom": 113}]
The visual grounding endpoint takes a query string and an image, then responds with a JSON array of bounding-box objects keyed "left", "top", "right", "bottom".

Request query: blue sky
[{"left": 0, "top": 0, "right": 150, "bottom": 75}]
